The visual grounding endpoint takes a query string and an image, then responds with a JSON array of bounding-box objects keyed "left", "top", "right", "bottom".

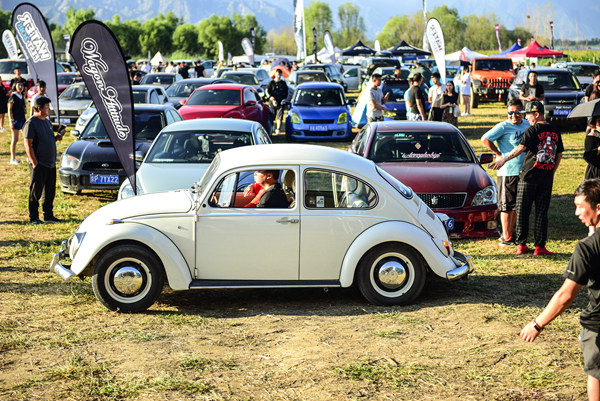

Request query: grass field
[{"left": 0, "top": 99, "right": 593, "bottom": 400}]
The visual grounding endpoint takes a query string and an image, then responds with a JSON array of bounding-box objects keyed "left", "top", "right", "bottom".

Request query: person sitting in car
[{"left": 253, "top": 170, "right": 289, "bottom": 208}]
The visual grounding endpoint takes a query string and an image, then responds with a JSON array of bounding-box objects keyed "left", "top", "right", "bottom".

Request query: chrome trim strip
[
  {"left": 129, "top": 213, "right": 196, "bottom": 220},
  {"left": 189, "top": 284, "right": 341, "bottom": 289}
]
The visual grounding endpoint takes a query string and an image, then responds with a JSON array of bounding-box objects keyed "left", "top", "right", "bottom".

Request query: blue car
[
  {"left": 381, "top": 77, "right": 431, "bottom": 121},
  {"left": 285, "top": 82, "right": 353, "bottom": 141}
]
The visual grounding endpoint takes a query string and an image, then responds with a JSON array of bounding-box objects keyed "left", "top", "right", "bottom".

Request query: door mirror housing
[
  {"left": 479, "top": 153, "right": 494, "bottom": 164},
  {"left": 70, "top": 129, "right": 81, "bottom": 137}
]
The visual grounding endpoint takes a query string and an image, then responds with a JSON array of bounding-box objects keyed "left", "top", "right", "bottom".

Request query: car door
[
  {"left": 299, "top": 168, "right": 379, "bottom": 280},
  {"left": 343, "top": 67, "right": 359, "bottom": 90},
  {"left": 195, "top": 167, "right": 300, "bottom": 280},
  {"left": 149, "top": 89, "right": 160, "bottom": 104},
  {"left": 242, "top": 88, "right": 261, "bottom": 123}
]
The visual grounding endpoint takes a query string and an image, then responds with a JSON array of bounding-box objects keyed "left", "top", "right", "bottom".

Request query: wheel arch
[{"left": 339, "top": 221, "right": 452, "bottom": 287}]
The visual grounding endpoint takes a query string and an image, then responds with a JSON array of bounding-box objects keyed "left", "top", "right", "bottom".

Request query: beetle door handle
[{"left": 277, "top": 219, "right": 299, "bottom": 224}]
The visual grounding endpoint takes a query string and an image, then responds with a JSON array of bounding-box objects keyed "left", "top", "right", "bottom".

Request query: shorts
[
  {"left": 367, "top": 115, "right": 384, "bottom": 123},
  {"left": 12, "top": 120, "right": 25, "bottom": 130},
  {"left": 580, "top": 327, "right": 600, "bottom": 380},
  {"left": 497, "top": 175, "right": 519, "bottom": 211},
  {"left": 272, "top": 105, "right": 284, "bottom": 122},
  {"left": 407, "top": 113, "right": 423, "bottom": 121}
]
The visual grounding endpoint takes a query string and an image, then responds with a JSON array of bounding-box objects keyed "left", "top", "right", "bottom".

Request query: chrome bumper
[
  {"left": 50, "top": 239, "right": 75, "bottom": 281},
  {"left": 446, "top": 251, "right": 474, "bottom": 280}
]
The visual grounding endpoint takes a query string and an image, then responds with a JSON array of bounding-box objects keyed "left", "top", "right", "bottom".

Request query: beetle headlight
[
  {"left": 69, "top": 232, "right": 86, "bottom": 258},
  {"left": 61, "top": 154, "right": 80, "bottom": 169},
  {"left": 337, "top": 112, "right": 347, "bottom": 124},
  {"left": 472, "top": 185, "right": 497, "bottom": 206},
  {"left": 290, "top": 112, "right": 301, "bottom": 124}
]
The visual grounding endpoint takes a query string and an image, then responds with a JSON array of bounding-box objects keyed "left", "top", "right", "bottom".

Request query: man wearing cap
[{"left": 489, "top": 100, "right": 564, "bottom": 256}]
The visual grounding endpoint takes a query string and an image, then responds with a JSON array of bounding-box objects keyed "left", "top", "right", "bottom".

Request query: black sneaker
[
  {"left": 499, "top": 234, "right": 515, "bottom": 246},
  {"left": 30, "top": 219, "right": 44, "bottom": 225},
  {"left": 44, "top": 216, "right": 63, "bottom": 223}
]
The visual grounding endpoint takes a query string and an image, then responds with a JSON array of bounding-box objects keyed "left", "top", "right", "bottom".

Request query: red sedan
[
  {"left": 27, "top": 72, "right": 81, "bottom": 100},
  {"left": 178, "top": 84, "right": 273, "bottom": 134},
  {"left": 350, "top": 121, "right": 499, "bottom": 238}
]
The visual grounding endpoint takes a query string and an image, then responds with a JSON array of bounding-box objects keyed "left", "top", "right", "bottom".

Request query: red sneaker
[
  {"left": 516, "top": 244, "right": 529, "bottom": 254},
  {"left": 534, "top": 246, "right": 554, "bottom": 256}
]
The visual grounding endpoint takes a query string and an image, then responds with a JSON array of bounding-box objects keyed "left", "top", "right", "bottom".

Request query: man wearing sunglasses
[{"left": 482, "top": 99, "right": 530, "bottom": 246}]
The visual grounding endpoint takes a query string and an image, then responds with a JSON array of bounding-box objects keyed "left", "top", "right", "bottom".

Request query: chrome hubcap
[
  {"left": 377, "top": 261, "right": 407, "bottom": 289},
  {"left": 113, "top": 266, "right": 143, "bottom": 295}
]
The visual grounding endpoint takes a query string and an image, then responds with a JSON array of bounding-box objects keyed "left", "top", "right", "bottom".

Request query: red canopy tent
[{"left": 506, "top": 40, "right": 564, "bottom": 58}]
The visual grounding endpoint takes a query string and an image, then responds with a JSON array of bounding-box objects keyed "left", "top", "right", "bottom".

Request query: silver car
[
  {"left": 221, "top": 71, "right": 266, "bottom": 97},
  {"left": 49, "top": 83, "right": 92, "bottom": 126}
]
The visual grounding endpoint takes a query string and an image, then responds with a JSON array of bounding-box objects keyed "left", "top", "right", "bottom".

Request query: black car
[
  {"left": 508, "top": 67, "right": 586, "bottom": 127},
  {"left": 59, "top": 104, "right": 183, "bottom": 194},
  {"left": 299, "top": 63, "right": 348, "bottom": 91},
  {"left": 165, "top": 78, "right": 235, "bottom": 108}
]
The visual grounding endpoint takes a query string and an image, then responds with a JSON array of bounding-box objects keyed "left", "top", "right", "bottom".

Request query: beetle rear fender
[
  {"left": 339, "top": 221, "right": 454, "bottom": 287},
  {"left": 71, "top": 222, "right": 192, "bottom": 290}
]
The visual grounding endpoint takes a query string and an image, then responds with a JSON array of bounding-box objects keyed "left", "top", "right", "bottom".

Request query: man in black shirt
[
  {"left": 10, "top": 67, "right": 28, "bottom": 90},
  {"left": 179, "top": 63, "right": 189, "bottom": 79},
  {"left": 194, "top": 60, "right": 206, "bottom": 78},
  {"left": 489, "top": 101, "right": 563, "bottom": 255},
  {"left": 585, "top": 70, "right": 600, "bottom": 102},
  {"left": 23, "top": 97, "right": 65, "bottom": 224},
  {"left": 407, "top": 72, "right": 426, "bottom": 121},
  {"left": 520, "top": 179, "right": 600, "bottom": 400},
  {"left": 266, "top": 69, "right": 288, "bottom": 135},
  {"left": 254, "top": 170, "right": 289, "bottom": 208},
  {"left": 519, "top": 70, "right": 545, "bottom": 106}
]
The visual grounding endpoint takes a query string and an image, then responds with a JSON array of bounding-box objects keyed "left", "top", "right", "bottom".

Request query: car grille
[
  {"left": 546, "top": 99, "right": 577, "bottom": 105},
  {"left": 417, "top": 193, "right": 467, "bottom": 209},
  {"left": 82, "top": 161, "right": 123, "bottom": 172},
  {"left": 486, "top": 78, "right": 511, "bottom": 88},
  {"left": 303, "top": 119, "right": 334, "bottom": 124},
  {"left": 304, "top": 130, "right": 335, "bottom": 136}
]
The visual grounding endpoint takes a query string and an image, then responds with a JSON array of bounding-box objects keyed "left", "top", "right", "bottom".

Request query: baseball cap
[{"left": 525, "top": 100, "right": 544, "bottom": 114}]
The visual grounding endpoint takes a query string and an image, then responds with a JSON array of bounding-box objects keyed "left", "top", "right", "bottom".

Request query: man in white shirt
[
  {"left": 461, "top": 65, "right": 472, "bottom": 117},
  {"left": 366, "top": 73, "right": 389, "bottom": 123},
  {"left": 428, "top": 72, "right": 445, "bottom": 121}
]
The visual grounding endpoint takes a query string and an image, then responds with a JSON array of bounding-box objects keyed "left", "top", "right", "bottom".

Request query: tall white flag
[
  {"left": 426, "top": 18, "right": 445, "bottom": 83},
  {"left": 2, "top": 30, "right": 19, "bottom": 59},
  {"left": 293, "top": 0, "right": 306, "bottom": 60}
]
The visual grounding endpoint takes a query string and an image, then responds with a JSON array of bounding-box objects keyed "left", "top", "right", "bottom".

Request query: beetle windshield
[
  {"left": 369, "top": 131, "right": 475, "bottom": 163},
  {"left": 145, "top": 130, "right": 255, "bottom": 163}
]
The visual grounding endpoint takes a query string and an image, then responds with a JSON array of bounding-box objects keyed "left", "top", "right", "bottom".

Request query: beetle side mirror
[
  {"left": 479, "top": 153, "right": 494, "bottom": 164},
  {"left": 70, "top": 129, "right": 81, "bottom": 137}
]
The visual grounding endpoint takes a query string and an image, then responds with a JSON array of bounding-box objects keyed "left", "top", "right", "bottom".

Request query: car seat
[
  {"left": 340, "top": 176, "right": 368, "bottom": 208},
  {"left": 183, "top": 138, "right": 201, "bottom": 157},
  {"left": 428, "top": 137, "right": 446, "bottom": 154},
  {"left": 282, "top": 170, "right": 296, "bottom": 207},
  {"left": 373, "top": 139, "right": 395, "bottom": 162},
  {"left": 137, "top": 115, "right": 163, "bottom": 139}
]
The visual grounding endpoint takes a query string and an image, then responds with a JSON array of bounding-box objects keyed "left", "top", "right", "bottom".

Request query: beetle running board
[{"left": 189, "top": 279, "right": 341, "bottom": 289}]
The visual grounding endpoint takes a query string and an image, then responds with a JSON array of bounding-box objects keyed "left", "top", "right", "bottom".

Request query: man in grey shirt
[
  {"left": 366, "top": 73, "right": 389, "bottom": 123},
  {"left": 23, "top": 97, "right": 65, "bottom": 224}
]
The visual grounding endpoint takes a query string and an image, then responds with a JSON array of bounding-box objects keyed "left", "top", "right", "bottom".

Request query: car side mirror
[
  {"left": 245, "top": 100, "right": 257, "bottom": 106},
  {"left": 70, "top": 129, "right": 81, "bottom": 137},
  {"left": 479, "top": 153, "right": 494, "bottom": 164},
  {"left": 347, "top": 99, "right": 357, "bottom": 106},
  {"left": 179, "top": 99, "right": 187, "bottom": 106},
  {"left": 135, "top": 151, "right": 144, "bottom": 163},
  {"left": 281, "top": 99, "right": 290, "bottom": 106},
  {"left": 288, "top": 81, "right": 295, "bottom": 85}
]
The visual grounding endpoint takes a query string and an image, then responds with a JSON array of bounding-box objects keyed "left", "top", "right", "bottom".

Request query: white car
[
  {"left": 51, "top": 144, "right": 473, "bottom": 312},
  {"left": 342, "top": 64, "right": 361, "bottom": 90},
  {"left": 117, "top": 118, "right": 272, "bottom": 200}
]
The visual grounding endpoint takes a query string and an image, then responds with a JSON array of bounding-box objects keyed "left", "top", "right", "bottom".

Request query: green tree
[
  {"left": 173, "top": 23, "right": 200, "bottom": 55},
  {"left": 336, "top": 2, "right": 366, "bottom": 48},
  {"left": 63, "top": 6, "right": 96, "bottom": 36},
  {"left": 197, "top": 14, "right": 237, "bottom": 59},
  {"left": 429, "top": 6, "right": 466, "bottom": 52},
  {"left": 105, "top": 16, "right": 142, "bottom": 57},
  {"left": 305, "top": 1, "right": 334, "bottom": 50},
  {"left": 462, "top": 13, "right": 498, "bottom": 51},
  {"left": 267, "top": 26, "right": 297, "bottom": 55},
  {"left": 231, "top": 12, "right": 267, "bottom": 55},
  {"left": 0, "top": 9, "right": 13, "bottom": 58},
  {"left": 139, "top": 13, "right": 179, "bottom": 55}
]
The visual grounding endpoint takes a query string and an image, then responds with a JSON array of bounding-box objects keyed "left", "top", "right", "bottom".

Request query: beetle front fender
[
  {"left": 71, "top": 222, "right": 192, "bottom": 290},
  {"left": 339, "top": 221, "right": 455, "bottom": 287}
]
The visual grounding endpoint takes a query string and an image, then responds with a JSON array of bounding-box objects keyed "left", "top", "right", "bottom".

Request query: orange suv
[{"left": 469, "top": 58, "right": 515, "bottom": 108}]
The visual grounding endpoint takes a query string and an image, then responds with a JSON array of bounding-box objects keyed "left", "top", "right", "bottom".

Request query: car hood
[
  {"left": 293, "top": 105, "right": 348, "bottom": 119},
  {"left": 544, "top": 90, "right": 584, "bottom": 101},
  {"left": 79, "top": 191, "right": 194, "bottom": 232},
  {"left": 137, "top": 163, "right": 210, "bottom": 194},
  {"left": 179, "top": 105, "right": 240, "bottom": 119},
  {"left": 379, "top": 162, "right": 494, "bottom": 194},
  {"left": 52, "top": 99, "right": 92, "bottom": 110},
  {"left": 64, "top": 139, "right": 153, "bottom": 162}
]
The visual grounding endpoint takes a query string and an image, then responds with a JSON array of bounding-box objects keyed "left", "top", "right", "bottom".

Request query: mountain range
[{"left": 0, "top": 0, "right": 598, "bottom": 42}]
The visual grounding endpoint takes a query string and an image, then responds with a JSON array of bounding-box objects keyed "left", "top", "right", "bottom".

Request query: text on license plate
[
  {"left": 90, "top": 174, "right": 119, "bottom": 184},
  {"left": 554, "top": 109, "right": 571, "bottom": 116},
  {"left": 55, "top": 118, "right": 70, "bottom": 124},
  {"left": 309, "top": 125, "right": 328, "bottom": 131},
  {"left": 443, "top": 218, "right": 455, "bottom": 230}
]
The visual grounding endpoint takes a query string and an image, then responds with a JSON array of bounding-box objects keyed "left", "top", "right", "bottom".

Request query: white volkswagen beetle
[{"left": 51, "top": 144, "right": 473, "bottom": 312}]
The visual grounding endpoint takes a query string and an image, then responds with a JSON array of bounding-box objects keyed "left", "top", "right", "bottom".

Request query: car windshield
[
  {"left": 293, "top": 88, "right": 344, "bottom": 106},
  {"left": 60, "top": 85, "right": 91, "bottom": 100},
  {"left": 475, "top": 59, "right": 513, "bottom": 71},
  {"left": 382, "top": 83, "right": 410, "bottom": 102},
  {"left": 215, "top": 68, "right": 231, "bottom": 78},
  {"left": 222, "top": 73, "right": 259, "bottom": 85},
  {"left": 166, "top": 82, "right": 206, "bottom": 97},
  {"left": 432, "top": 67, "right": 457, "bottom": 78},
  {"left": 369, "top": 131, "right": 475, "bottom": 163},
  {"left": 81, "top": 112, "right": 165, "bottom": 140},
  {"left": 57, "top": 75, "right": 80, "bottom": 85},
  {"left": 141, "top": 75, "right": 175, "bottom": 85},
  {"left": 568, "top": 65, "right": 599, "bottom": 77},
  {"left": 146, "top": 130, "right": 255, "bottom": 163},
  {"left": 133, "top": 90, "right": 152, "bottom": 104},
  {"left": 296, "top": 73, "right": 329, "bottom": 84},
  {"left": 536, "top": 72, "right": 581, "bottom": 91},
  {"left": 0, "top": 61, "right": 28, "bottom": 74},
  {"left": 187, "top": 89, "right": 241, "bottom": 106},
  {"left": 300, "top": 66, "right": 326, "bottom": 73}
]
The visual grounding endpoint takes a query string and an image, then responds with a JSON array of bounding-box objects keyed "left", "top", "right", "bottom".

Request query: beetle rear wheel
[
  {"left": 92, "top": 244, "right": 164, "bottom": 312},
  {"left": 357, "top": 244, "right": 426, "bottom": 306}
]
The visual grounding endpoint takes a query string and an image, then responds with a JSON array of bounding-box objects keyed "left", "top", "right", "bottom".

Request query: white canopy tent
[
  {"left": 304, "top": 46, "right": 343, "bottom": 63},
  {"left": 445, "top": 47, "right": 488, "bottom": 61},
  {"left": 151, "top": 52, "right": 166, "bottom": 66}
]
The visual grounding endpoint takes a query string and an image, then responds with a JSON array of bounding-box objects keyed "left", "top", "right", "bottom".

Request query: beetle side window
[{"left": 304, "top": 170, "right": 377, "bottom": 209}]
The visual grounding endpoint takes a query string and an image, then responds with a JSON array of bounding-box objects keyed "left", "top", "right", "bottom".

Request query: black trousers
[
  {"left": 515, "top": 181, "right": 553, "bottom": 248},
  {"left": 29, "top": 164, "right": 56, "bottom": 221},
  {"left": 431, "top": 107, "right": 443, "bottom": 121}
]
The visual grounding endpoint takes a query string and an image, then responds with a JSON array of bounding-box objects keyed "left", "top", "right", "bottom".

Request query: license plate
[
  {"left": 554, "top": 109, "right": 571, "bottom": 116},
  {"left": 495, "top": 89, "right": 505, "bottom": 94},
  {"left": 54, "top": 118, "right": 70, "bottom": 124},
  {"left": 309, "top": 125, "right": 328, "bottom": 131},
  {"left": 443, "top": 218, "right": 455, "bottom": 230},
  {"left": 90, "top": 174, "right": 119, "bottom": 184}
]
